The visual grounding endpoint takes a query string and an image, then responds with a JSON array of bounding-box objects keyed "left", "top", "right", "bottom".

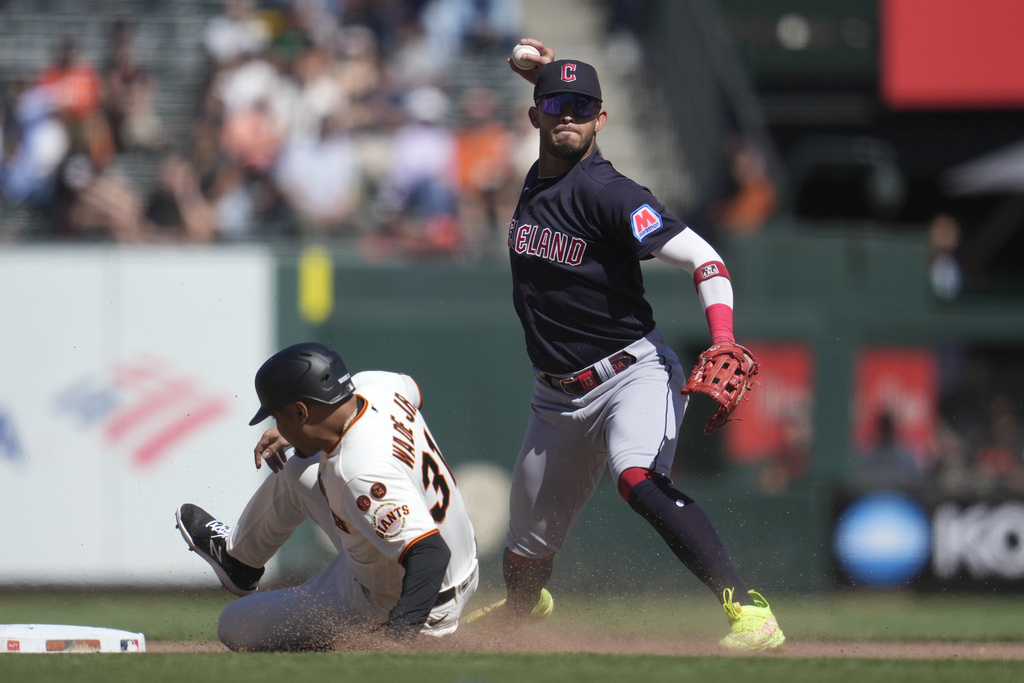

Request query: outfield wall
[
  {"left": 3, "top": 225, "right": 1023, "bottom": 592},
  {"left": 0, "top": 246, "right": 274, "bottom": 586}
]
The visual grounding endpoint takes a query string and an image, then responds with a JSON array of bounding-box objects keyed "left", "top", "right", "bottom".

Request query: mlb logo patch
[
  {"left": 630, "top": 204, "right": 663, "bottom": 241},
  {"left": 700, "top": 263, "right": 720, "bottom": 278}
]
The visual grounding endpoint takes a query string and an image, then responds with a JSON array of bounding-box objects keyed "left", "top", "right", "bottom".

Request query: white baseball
[{"left": 512, "top": 44, "right": 541, "bottom": 70}]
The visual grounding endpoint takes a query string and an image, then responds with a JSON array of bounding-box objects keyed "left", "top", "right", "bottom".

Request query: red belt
[{"left": 539, "top": 351, "right": 637, "bottom": 396}]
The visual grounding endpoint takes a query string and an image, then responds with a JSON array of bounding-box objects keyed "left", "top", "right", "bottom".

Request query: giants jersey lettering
[
  {"left": 508, "top": 153, "right": 689, "bottom": 374},
  {"left": 316, "top": 371, "right": 476, "bottom": 608}
]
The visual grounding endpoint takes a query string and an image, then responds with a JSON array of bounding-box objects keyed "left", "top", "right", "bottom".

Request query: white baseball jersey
[{"left": 315, "top": 371, "right": 477, "bottom": 609}]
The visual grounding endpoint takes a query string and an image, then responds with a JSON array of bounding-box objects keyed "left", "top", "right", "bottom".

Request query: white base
[{"left": 0, "top": 624, "right": 146, "bottom": 653}]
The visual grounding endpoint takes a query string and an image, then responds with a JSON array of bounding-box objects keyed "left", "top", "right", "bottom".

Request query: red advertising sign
[
  {"left": 881, "top": 0, "right": 1024, "bottom": 109},
  {"left": 852, "top": 347, "right": 938, "bottom": 461},
  {"left": 724, "top": 343, "right": 815, "bottom": 464}
]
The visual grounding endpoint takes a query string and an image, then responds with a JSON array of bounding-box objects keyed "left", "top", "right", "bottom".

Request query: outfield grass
[
  {"left": 566, "top": 590, "right": 1024, "bottom": 642},
  {"left": 1, "top": 589, "right": 1022, "bottom": 683},
  {"left": 1, "top": 588, "right": 1021, "bottom": 642},
  {"left": 2, "top": 651, "right": 1023, "bottom": 683},
  {"left": 0, "top": 589, "right": 233, "bottom": 642}
]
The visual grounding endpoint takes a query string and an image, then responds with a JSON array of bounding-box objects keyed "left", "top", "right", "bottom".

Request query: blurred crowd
[
  {"left": 2, "top": 1, "right": 1019, "bottom": 497},
  {"left": 751, "top": 391, "right": 1024, "bottom": 498},
  {"left": 0, "top": 0, "right": 533, "bottom": 260}
]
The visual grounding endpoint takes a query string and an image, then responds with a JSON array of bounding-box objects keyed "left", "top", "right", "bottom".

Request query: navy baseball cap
[{"left": 533, "top": 59, "right": 602, "bottom": 102}]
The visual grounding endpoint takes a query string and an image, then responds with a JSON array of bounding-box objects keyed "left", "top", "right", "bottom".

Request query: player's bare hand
[
  {"left": 254, "top": 427, "right": 291, "bottom": 473},
  {"left": 508, "top": 38, "right": 554, "bottom": 84}
]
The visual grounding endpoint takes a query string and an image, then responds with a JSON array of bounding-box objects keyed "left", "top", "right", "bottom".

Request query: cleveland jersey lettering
[
  {"left": 509, "top": 154, "right": 689, "bottom": 374},
  {"left": 508, "top": 220, "right": 587, "bottom": 265}
]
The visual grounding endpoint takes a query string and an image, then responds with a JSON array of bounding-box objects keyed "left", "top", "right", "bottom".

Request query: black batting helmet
[{"left": 249, "top": 342, "right": 355, "bottom": 426}]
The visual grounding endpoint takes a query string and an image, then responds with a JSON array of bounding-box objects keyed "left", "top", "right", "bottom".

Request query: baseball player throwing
[
  {"left": 465, "top": 40, "right": 784, "bottom": 651},
  {"left": 175, "top": 342, "right": 479, "bottom": 651}
]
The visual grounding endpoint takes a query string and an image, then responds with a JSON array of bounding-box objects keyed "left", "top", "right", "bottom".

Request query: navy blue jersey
[{"left": 508, "top": 153, "right": 689, "bottom": 374}]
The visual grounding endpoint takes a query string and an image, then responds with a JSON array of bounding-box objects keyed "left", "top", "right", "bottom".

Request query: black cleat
[{"left": 175, "top": 503, "right": 264, "bottom": 596}]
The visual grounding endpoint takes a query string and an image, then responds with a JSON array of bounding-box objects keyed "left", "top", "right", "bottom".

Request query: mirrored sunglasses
[{"left": 536, "top": 93, "right": 602, "bottom": 118}]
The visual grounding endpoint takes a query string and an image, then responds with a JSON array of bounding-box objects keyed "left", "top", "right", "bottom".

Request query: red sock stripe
[{"left": 618, "top": 467, "right": 653, "bottom": 502}]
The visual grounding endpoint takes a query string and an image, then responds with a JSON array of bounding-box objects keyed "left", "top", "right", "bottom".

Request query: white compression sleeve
[{"left": 652, "top": 229, "right": 734, "bottom": 309}]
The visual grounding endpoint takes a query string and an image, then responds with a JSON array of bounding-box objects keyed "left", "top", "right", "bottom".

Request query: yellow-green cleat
[
  {"left": 719, "top": 588, "right": 785, "bottom": 651},
  {"left": 464, "top": 588, "right": 554, "bottom": 627}
]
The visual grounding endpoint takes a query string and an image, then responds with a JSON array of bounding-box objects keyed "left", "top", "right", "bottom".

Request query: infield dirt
[{"left": 147, "top": 628, "right": 1024, "bottom": 660}]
